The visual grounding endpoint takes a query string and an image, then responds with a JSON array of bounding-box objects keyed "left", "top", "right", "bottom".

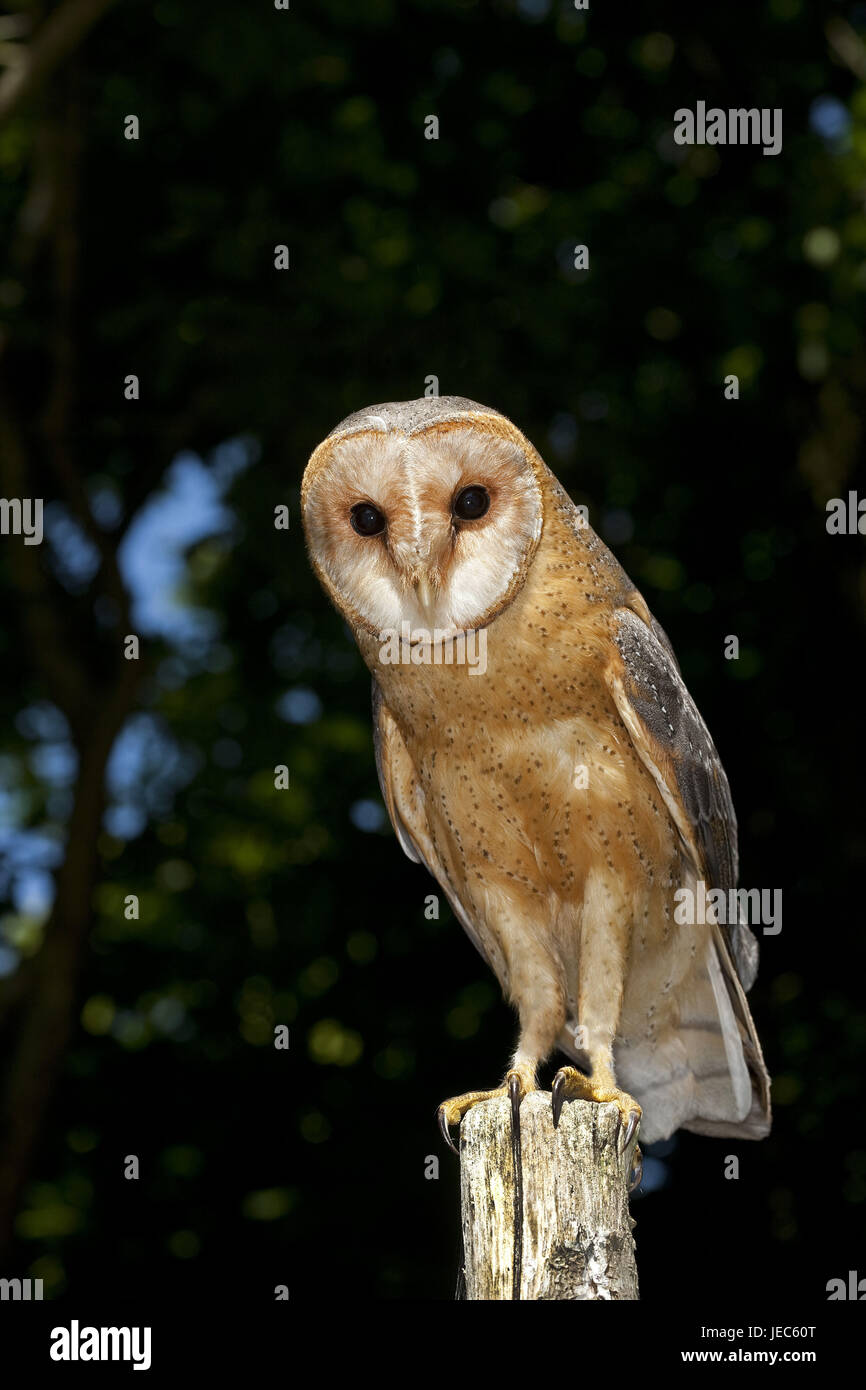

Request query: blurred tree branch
[
  {"left": 0, "top": 657, "right": 143, "bottom": 1255},
  {"left": 0, "top": 0, "right": 118, "bottom": 126},
  {"left": 826, "top": 17, "right": 866, "bottom": 80},
  {"left": 0, "top": 9, "right": 150, "bottom": 1259},
  {"left": 0, "top": 392, "right": 95, "bottom": 728}
]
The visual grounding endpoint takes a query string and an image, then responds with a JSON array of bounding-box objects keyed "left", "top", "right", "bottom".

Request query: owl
[{"left": 302, "top": 396, "right": 771, "bottom": 1169}]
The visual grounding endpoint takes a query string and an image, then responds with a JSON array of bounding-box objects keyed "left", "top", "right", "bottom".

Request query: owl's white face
[{"left": 302, "top": 423, "right": 543, "bottom": 637}]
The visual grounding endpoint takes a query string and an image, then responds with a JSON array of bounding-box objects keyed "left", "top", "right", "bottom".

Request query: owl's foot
[
  {"left": 439, "top": 1065, "right": 536, "bottom": 1298},
  {"left": 437, "top": 1065, "right": 536, "bottom": 1155},
  {"left": 550, "top": 1065, "right": 642, "bottom": 1157}
]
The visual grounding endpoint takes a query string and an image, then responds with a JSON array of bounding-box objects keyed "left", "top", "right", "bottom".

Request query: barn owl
[{"left": 302, "top": 396, "right": 771, "bottom": 1174}]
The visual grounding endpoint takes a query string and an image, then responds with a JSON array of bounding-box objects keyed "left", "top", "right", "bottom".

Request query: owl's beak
[{"left": 412, "top": 573, "right": 436, "bottom": 617}]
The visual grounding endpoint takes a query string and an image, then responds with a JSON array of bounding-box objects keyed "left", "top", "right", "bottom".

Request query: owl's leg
[
  {"left": 437, "top": 943, "right": 567, "bottom": 1153},
  {"left": 552, "top": 881, "right": 642, "bottom": 1187}
]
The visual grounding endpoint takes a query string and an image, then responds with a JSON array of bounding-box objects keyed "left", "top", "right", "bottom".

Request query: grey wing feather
[{"left": 608, "top": 606, "right": 759, "bottom": 991}]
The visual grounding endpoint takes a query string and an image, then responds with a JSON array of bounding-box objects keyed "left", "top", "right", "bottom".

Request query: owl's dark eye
[
  {"left": 350, "top": 502, "right": 386, "bottom": 537},
  {"left": 453, "top": 485, "right": 490, "bottom": 521}
]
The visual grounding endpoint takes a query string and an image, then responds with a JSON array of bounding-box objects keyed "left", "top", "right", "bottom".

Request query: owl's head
[{"left": 301, "top": 397, "right": 544, "bottom": 637}]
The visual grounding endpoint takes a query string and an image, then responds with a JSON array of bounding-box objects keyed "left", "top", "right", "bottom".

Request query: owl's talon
[
  {"left": 628, "top": 1147, "right": 643, "bottom": 1192},
  {"left": 551, "top": 1068, "right": 570, "bottom": 1128},
  {"left": 508, "top": 1071, "right": 522, "bottom": 1131},
  {"left": 551, "top": 1065, "right": 590, "bottom": 1127},
  {"left": 621, "top": 1109, "right": 641, "bottom": 1157},
  {"left": 437, "top": 1104, "right": 460, "bottom": 1156},
  {"left": 437, "top": 1070, "right": 535, "bottom": 1156}
]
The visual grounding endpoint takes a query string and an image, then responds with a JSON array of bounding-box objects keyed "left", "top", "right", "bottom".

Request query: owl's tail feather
[
  {"left": 678, "top": 925, "right": 771, "bottom": 1140},
  {"left": 612, "top": 927, "right": 771, "bottom": 1145}
]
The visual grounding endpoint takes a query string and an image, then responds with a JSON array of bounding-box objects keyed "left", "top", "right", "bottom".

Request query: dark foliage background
[{"left": 0, "top": 0, "right": 864, "bottom": 1308}]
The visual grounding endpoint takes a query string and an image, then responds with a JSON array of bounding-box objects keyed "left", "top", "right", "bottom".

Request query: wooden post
[{"left": 458, "top": 1092, "right": 639, "bottom": 1300}]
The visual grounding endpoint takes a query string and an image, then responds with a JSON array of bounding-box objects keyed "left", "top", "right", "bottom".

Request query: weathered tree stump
[{"left": 459, "top": 1093, "right": 639, "bottom": 1300}]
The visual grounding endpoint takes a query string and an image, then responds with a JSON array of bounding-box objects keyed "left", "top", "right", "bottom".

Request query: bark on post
[{"left": 459, "top": 1092, "right": 639, "bottom": 1300}]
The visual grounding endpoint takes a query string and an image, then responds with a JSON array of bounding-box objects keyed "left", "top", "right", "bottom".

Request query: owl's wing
[
  {"left": 606, "top": 604, "right": 770, "bottom": 1139},
  {"left": 371, "top": 679, "right": 493, "bottom": 970},
  {"left": 606, "top": 604, "right": 758, "bottom": 989}
]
